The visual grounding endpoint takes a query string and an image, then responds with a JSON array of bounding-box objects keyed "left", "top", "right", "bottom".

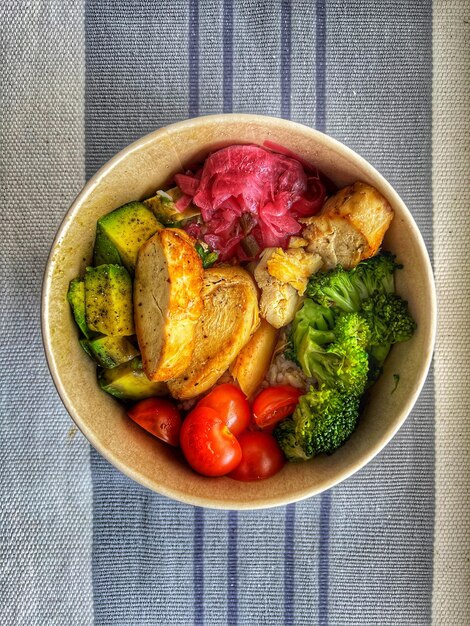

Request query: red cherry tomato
[
  {"left": 196, "top": 383, "right": 250, "bottom": 437},
  {"left": 127, "top": 398, "right": 182, "bottom": 447},
  {"left": 228, "top": 431, "right": 285, "bottom": 481},
  {"left": 252, "top": 385, "right": 303, "bottom": 430},
  {"left": 180, "top": 406, "right": 242, "bottom": 477}
]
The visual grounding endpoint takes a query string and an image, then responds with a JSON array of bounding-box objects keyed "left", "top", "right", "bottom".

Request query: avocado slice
[
  {"left": 98, "top": 357, "right": 168, "bottom": 401},
  {"left": 93, "top": 201, "right": 162, "bottom": 273},
  {"left": 79, "top": 338, "right": 95, "bottom": 359},
  {"left": 81, "top": 335, "right": 139, "bottom": 368},
  {"left": 144, "top": 187, "right": 200, "bottom": 226},
  {"left": 67, "top": 278, "right": 96, "bottom": 339},
  {"left": 93, "top": 225, "right": 122, "bottom": 266},
  {"left": 85, "top": 264, "right": 134, "bottom": 336}
]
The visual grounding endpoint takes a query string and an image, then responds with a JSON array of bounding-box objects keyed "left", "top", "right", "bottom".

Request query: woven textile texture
[
  {"left": 1, "top": 1, "right": 469, "bottom": 625},
  {"left": 1, "top": 1, "right": 94, "bottom": 624},
  {"left": 85, "top": 3, "right": 434, "bottom": 624},
  {"left": 432, "top": 0, "right": 470, "bottom": 621}
]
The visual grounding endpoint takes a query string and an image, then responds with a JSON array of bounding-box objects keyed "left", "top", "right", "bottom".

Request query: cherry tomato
[
  {"left": 196, "top": 383, "right": 250, "bottom": 436},
  {"left": 228, "top": 431, "right": 285, "bottom": 481},
  {"left": 252, "top": 385, "right": 303, "bottom": 430},
  {"left": 180, "top": 406, "right": 242, "bottom": 477},
  {"left": 127, "top": 398, "right": 182, "bottom": 447}
]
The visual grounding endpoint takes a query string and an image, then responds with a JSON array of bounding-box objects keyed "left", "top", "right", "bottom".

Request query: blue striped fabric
[
  {"left": 85, "top": 1, "right": 434, "bottom": 624},
  {"left": 194, "top": 507, "right": 205, "bottom": 625},
  {"left": 325, "top": 3, "right": 434, "bottom": 624}
]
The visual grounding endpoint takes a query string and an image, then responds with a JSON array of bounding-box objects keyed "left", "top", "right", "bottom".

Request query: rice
[
  {"left": 262, "top": 327, "right": 310, "bottom": 392},
  {"left": 263, "top": 352, "right": 309, "bottom": 391}
]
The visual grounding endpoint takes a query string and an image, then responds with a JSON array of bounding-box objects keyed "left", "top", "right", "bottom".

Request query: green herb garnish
[{"left": 195, "top": 242, "right": 219, "bottom": 269}]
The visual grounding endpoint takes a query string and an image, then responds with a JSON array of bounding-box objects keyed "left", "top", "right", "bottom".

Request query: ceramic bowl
[{"left": 42, "top": 114, "right": 436, "bottom": 509}]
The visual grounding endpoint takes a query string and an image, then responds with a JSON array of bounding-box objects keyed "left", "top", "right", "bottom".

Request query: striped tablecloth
[{"left": 2, "top": 1, "right": 468, "bottom": 624}]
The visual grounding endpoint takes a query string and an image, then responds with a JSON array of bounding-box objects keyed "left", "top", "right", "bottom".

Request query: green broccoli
[
  {"left": 296, "top": 332, "right": 369, "bottom": 396},
  {"left": 306, "top": 252, "right": 400, "bottom": 312},
  {"left": 291, "top": 299, "right": 336, "bottom": 348},
  {"left": 353, "top": 252, "right": 401, "bottom": 298},
  {"left": 291, "top": 301, "right": 369, "bottom": 396},
  {"left": 285, "top": 299, "right": 335, "bottom": 364},
  {"left": 306, "top": 265, "right": 362, "bottom": 312},
  {"left": 284, "top": 335, "right": 299, "bottom": 364},
  {"left": 273, "top": 419, "right": 311, "bottom": 462},
  {"left": 276, "top": 253, "right": 417, "bottom": 464},
  {"left": 275, "top": 386, "right": 360, "bottom": 460},
  {"left": 333, "top": 311, "right": 370, "bottom": 348},
  {"left": 361, "top": 291, "right": 416, "bottom": 369}
]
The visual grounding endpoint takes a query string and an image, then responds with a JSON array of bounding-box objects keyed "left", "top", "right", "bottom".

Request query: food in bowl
[{"left": 67, "top": 142, "right": 416, "bottom": 481}]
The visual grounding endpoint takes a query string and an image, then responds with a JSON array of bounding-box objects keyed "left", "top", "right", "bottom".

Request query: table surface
[{"left": 1, "top": 1, "right": 469, "bottom": 625}]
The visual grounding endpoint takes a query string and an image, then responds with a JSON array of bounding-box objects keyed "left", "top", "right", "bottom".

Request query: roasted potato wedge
[
  {"left": 134, "top": 228, "right": 203, "bottom": 382},
  {"left": 168, "top": 266, "right": 259, "bottom": 400},
  {"left": 231, "top": 319, "right": 278, "bottom": 398}
]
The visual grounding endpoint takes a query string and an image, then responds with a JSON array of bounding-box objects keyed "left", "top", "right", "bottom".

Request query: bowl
[{"left": 42, "top": 114, "right": 436, "bottom": 509}]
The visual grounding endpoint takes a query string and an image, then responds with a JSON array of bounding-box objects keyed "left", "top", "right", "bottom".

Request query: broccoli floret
[
  {"left": 297, "top": 387, "right": 360, "bottom": 455},
  {"left": 284, "top": 334, "right": 299, "bottom": 364},
  {"left": 286, "top": 300, "right": 335, "bottom": 363},
  {"left": 295, "top": 332, "right": 369, "bottom": 396},
  {"left": 353, "top": 252, "right": 401, "bottom": 298},
  {"left": 306, "top": 252, "right": 401, "bottom": 312},
  {"left": 292, "top": 306, "right": 369, "bottom": 396},
  {"left": 292, "top": 299, "right": 336, "bottom": 348},
  {"left": 300, "top": 336, "right": 368, "bottom": 397},
  {"left": 361, "top": 292, "right": 416, "bottom": 369},
  {"left": 327, "top": 338, "right": 369, "bottom": 395},
  {"left": 334, "top": 312, "right": 370, "bottom": 348},
  {"left": 306, "top": 266, "right": 362, "bottom": 312},
  {"left": 275, "top": 386, "right": 360, "bottom": 460},
  {"left": 273, "top": 419, "right": 311, "bottom": 462},
  {"left": 362, "top": 292, "right": 416, "bottom": 344},
  {"left": 366, "top": 353, "right": 385, "bottom": 384}
]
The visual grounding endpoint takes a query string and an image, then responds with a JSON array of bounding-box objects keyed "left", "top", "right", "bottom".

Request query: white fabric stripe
[
  {"left": 432, "top": 1, "right": 470, "bottom": 624},
  {"left": 0, "top": 1, "right": 93, "bottom": 624}
]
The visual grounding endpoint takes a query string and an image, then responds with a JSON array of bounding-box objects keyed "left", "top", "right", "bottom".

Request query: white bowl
[{"left": 42, "top": 114, "right": 436, "bottom": 509}]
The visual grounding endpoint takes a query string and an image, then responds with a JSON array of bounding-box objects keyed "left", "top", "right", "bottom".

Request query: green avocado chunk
[
  {"left": 98, "top": 358, "right": 168, "bottom": 401},
  {"left": 144, "top": 187, "right": 200, "bottom": 226},
  {"left": 93, "top": 201, "right": 162, "bottom": 273},
  {"left": 79, "top": 338, "right": 94, "bottom": 359},
  {"left": 85, "top": 264, "right": 135, "bottom": 336},
  {"left": 81, "top": 335, "right": 139, "bottom": 368},
  {"left": 93, "top": 225, "right": 122, "bottom": 266},
  {"left": 67, "top": 278, "right": 95, "bottom": 339}
]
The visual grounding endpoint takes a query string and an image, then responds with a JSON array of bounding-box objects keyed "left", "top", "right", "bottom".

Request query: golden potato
[
  {"left": 231, "top": 319, "right": 278, "bottom": 397},
  {"left": 134, "top": 228, "right": 204, "bottom": 382}
]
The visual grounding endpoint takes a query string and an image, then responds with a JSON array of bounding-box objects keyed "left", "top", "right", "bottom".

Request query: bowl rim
[{"left": 41, "top": 113, "right": 437, "bottom": 509}]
